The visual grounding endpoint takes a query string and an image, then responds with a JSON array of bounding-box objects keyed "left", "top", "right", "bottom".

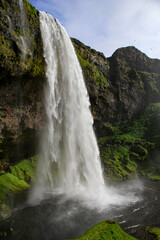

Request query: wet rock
[
  {"left": 70, "top": 220, "right": 137, "bottom": 240},
  {"left": 135, "top": 226, "right": 160, "bottom": 240},
  {"left": 0, "top": 0, "right": 45, "bottom": 163},
  {"left": 0, "top": 201, "right": 11, "bottom": 221}
]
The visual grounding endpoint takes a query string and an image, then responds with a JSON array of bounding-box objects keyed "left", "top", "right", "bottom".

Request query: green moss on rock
[
  {"left": 69, "top": 220, "right": 137, "bottom": 240},
  {"left": 99, "top": 103, "right": 160, "bottom": 181},
  {"left": 0, "top": 200, "right": 11, "bottom": 221},
  {"left": 9, "top": 155, "right": 37, "bottom": 183},
  {"left": 137, "top": 226, "right": 160, "bottom": 240},
  {"left": 0, "top": 0, "right": 45, "bottom": 80},
  {"left": 0, "top": 156, "right": 37, "bottom": 201},
  {"left": 76, "top": 50, "right": 109, "bottom": 87},
  {"left": 24, "top": 0, "right": 39, "bottom": 25},
  {"left": 148, "top": 228, "right": 160, "bottom": 239},
  {"left": 139, "top": 71, "right": 160, "bottom": 95},
  {"left": 0, "top": 173, "right": 29, "bottom": 200}
]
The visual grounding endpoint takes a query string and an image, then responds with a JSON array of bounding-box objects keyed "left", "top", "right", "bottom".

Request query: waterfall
[
  {"left": 29, "top": 11, "right": 139, "bottom": 208},
  {"left": 18, "top": 0, "right": 27, "bottom": 57},
  {"left": 29, "top": 11, "right": 106, "bottom": 202}
]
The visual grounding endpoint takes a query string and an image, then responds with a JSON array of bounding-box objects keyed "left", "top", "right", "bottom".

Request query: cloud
[{"left": 29, "top": 0, "right": 160, "bottom": 59}]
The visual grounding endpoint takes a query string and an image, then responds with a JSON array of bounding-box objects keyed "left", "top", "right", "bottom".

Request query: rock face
[
  {"left": 0, "top": 0, "right": 160, "bottom": 183},
  {"left": 72, "top": 39, "right": 160, "bottom": 130},
  {"left": 0, "top": 0, "right": 45, "bottom": 162},
  {"left": 72, "top": 40, "right": 160, "bottom": 180}
]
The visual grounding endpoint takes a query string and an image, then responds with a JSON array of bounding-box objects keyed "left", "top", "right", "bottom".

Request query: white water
[
  {"left": 29, "top": 12, "right": 141, "bottom": 208},
  {"left": 18, "top": 0, "right": 27, "bottom": 57}
]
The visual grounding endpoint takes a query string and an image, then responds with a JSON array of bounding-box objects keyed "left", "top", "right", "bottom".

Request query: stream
[{"left": 0, "top": 178, "right": 159, "bottom": 240}]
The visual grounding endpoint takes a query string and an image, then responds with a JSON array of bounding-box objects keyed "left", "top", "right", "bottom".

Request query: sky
[{"left": 29, "top": 0, "right": 160, "bottom": 59}]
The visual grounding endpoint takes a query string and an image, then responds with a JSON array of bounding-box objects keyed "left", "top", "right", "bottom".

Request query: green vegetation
[
  {"left": 31, "top": 56, "right": 45, "bottom": 77},
  {"left": 75, "top": 47, "right": 109, "bottom": 88},
  {"left": 139, "top": 71, "right": 160, "bottom": 94},
  {"left": 24, "top": 0, "right": 39, "bottom": 25},
  {"left": 99, "top": 103, "right": 160, "bottom": 181},
  {"left": 9, "top": 156, "right": 37, "bottom": 182},
  {"left": 0, "top": 0, "right": 45, "bottom": 79},
  {"left": 70, "top": 220, "right": 136, "bottom": 240},
  {"left": 0, "top": 200, "right": 11, "bottom": 221},
  {"left": 0, "top": 35, "right": 17, "bottom": 71},
  {"left": 141, "top": 227, "right": 160, "bottom": 240},
  {"left": 148, "top": 228, "right": 160, "bottom": 239},
  {"left": 0, "top": 173, "right": 29, "bottom": 201},
  {"left": 0, "top": 156, "right": 37, "bottom": 201}
]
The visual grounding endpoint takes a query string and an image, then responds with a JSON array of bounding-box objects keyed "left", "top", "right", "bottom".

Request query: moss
[
  {"left": 148, "top": 228, "right": 160, "bottom": 239},
  {"left": 31, "top": 56, "right": 45, "bottom": 77},
  {"left": 9, "top": 155, "right": 37, "bottom": 183},
  {"left": 0, "top": 173, "right": 29, "bottom": 196},
  {"left": 0, "top": 35, "right": 17, "bottom": 69},
  {"left": 0, "top": 170, "right": 5, "bottom": 175},
  {"left": 140, "top": 227, "right": 160, "bottom": 240},
  {"left": 0, "top": 200, "right": 11, "bottom": 221},
  {"left": 101, "top": 145, "right": 134, "bottom": 181},
  {"left": 0, "top": 0, "right": 45, "bottom": 80},
  {"left": 99, "top": 103, "right": 160, "bottom": 181},
  {"left": 148, "top": 175, "right": 160, "bottom": 181},
  {"left": 139, "top": 71, "right": 160, "bottom": 94},
  {"left": 70, "top": 220, "right": 137, "bottom": 240},
  {"left": 75, "top": 49, "right": 109, "bottom": 88},
  {"left": 24, "top": 0, "right": 39, "bottom": 26},
  {"left": 12, "top": 28, "right": 23, "bottom": 36},
  {"left": 0, "top": 156, "right": 37, "bottom": 201}
]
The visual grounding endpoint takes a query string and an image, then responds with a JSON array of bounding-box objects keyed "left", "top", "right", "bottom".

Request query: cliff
[
  {"left": 72, "top": 39, "right": 160, "bottom": 126},
  {"left": 72, "top": 39, "right": 160, "bottom": 181},
  {"left": 0, "top": 0, "right": 45, "bottom": 162},
  {"left": 0, "top": 0, "right": 160, "bottom": 183}
]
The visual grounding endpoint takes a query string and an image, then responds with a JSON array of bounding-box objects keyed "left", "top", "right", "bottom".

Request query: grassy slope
[
  {"left": 69, "top": 220, "right": 137, "bottom": 240},
  {"left": 99, "top": 103, "right": 160, "bottom": 181}
]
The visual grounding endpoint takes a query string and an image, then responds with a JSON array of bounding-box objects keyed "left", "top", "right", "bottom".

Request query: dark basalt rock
[
  {"left": 0, "top": 0, "right": 45, "bottom": 163},
  {"left": 0, "top": 201, "right": 11, "bottom": 221},
  {"left": 112, "top": 46, "right": 160, "bottom": 74},
  {"left": 72, "top": 39, "right": 160, "bottom": 131}
]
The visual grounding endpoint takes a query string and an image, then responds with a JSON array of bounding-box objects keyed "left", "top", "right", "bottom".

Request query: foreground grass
[{"left": 69, "top": 220, "right": 137, "bottom": 240}]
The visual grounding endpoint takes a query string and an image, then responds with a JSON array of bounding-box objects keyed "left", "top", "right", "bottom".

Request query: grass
[{"left": 69, "top": 220, "right": 137, "bottom": 240}]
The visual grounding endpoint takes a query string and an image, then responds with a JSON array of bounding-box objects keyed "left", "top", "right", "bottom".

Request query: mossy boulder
[
  {"left": 136, "top": 226, "right": 160, "bottom": 240},
  {"left": 0, "top": 200, "right": 11, "bottom": 221},
  {"left": 69, "top": 220, "right": 137, "bottom": 240},
  {"left": 9, "top": 155, "right": 37, "bottom": 182},
  {"left": 0, "top": 155, "right": 37, "bottom": 201}
]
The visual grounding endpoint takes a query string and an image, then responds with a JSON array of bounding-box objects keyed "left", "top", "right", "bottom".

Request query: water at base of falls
[
  {"left": 1, "top": 180, "right": 160, "bottom": 240},
  {"left": 29, "top": 11, "right": 105, "bottom": 204},
  {"left": 29, "top": 12, "right": 141, "bottom": 208}
]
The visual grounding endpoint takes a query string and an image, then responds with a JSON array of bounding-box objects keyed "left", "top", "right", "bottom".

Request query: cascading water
[
  {"left": 29, "top": 11, "right": 140, "bottom": 208},
  {"left": 18, "top": 0, "right": 27, "bottom": 57}
]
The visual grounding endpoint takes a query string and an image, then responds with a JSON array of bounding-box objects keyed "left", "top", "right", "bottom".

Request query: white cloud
[{"left": 30, "top": 0, "right": 160, "bottom": 59}]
